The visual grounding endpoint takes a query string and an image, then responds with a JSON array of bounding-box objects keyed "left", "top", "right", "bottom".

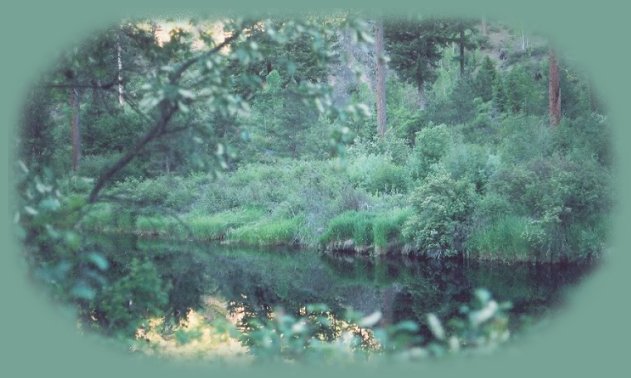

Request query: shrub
[
  {"left": 92, "top": 258, "right": 169, "bottom": 336},
  {"left": 552, "top": 114, "right": 611, "bottom": 166},
  {"left": 367, "top": 161, "right": 408, "bottom": 194},
  {"left": 77, "top": 154, "right": 122, "bottom": 179},
  {"left": 347, "top": 153, "right": 407, "bottom": 194},
  {"left": 502, "top": 65, "right": 546, "bottom": 115},
  {"left": 470, "top": 192, "right": 514, "bottom": 228},
  {"left": 403, "top": 169, "right": 478, "bottom": 256},
  {"left": 406, "top": 124, "right": 452, "bottom": 180},
  {"left": 442, "top": 143, "right": 494, "bottom": 193},
  {"left": 498, "top": 115, "right": 552, "bottom": 165}
]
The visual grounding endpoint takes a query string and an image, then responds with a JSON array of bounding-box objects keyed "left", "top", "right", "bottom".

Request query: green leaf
[
  {"left": 87, "top": 252, "right": 109, "bottom": 271},
  {"left": 54, "top": 261, "right": 72, "bottom": 278},
  {"left": 177, "top": 101, "right": 190, "bottom": 113},
  {"left": 215, "top": 143, "right": 224, "bottom": 156},
  {"left": 24, "top": 206, "right": 38, "bottom": 216},
  {"left": 39, "top": 198, "right": 61, "bottom": 211},
  {"left": 45, "top": 224, "right": 60, "bottom": 239},
  {"left": 474, "top": 288, "right": 491, "bottom": 304},
  {"left": 35, "top": 180, "right": 52, "bottom": 194},
  {"left": 71, "top": 283, "right": 96, "bottom": 300},
  {"left": 390, "top": 321, "right": 419, "bottom": 333},
  {"left": 426, "top": 313, "right": 445, "bottom": 340},
  {"left": 64, "top": 232, "right": 81, "bottom": 250},
  {"left": 240, "top": 130, "right": 250, "bottom": 142},
  {"left": 17, "top": 160, "right": 29, "bottom": 174},
  {"left": 359, "top": 311, "right": 382, "bottom": 327},
  {"left": 177, "top": 88, "right": 196, "bottom": 100},
  {"left": 358, "top": 31, "right": 374, "bottom": 44},
  {"left": 306, "top": 304, "right": 329, "bottom": 313}
]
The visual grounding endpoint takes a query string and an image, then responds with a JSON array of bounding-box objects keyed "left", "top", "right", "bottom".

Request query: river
[{"left": 87, "top": 233, "right": 595, "bottom": 348}]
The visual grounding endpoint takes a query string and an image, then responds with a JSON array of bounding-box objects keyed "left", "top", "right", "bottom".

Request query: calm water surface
[{"left": 89, "top": 234, "right": 596, "bottom": 339}]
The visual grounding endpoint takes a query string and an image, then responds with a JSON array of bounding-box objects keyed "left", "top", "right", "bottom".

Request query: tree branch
[
  {"left": 88, "top": 102, "right": 177, "bottom": 203},
  {"left": 87, "top": 21, "right": 256, "bottom": 203},
  {"left": 168, "top": 23, "right": 250, "bottom": 83},
  {"left": 43, "top": 79, "right": 119, "bottom": 90}
]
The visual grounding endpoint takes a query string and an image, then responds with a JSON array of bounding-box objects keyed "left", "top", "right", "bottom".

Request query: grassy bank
[
  {"left": 81, "top": 204, "right": 303, "bottom": 247},
  {"left": 74, "top": 98, "right": 609, "bottom": 262}
]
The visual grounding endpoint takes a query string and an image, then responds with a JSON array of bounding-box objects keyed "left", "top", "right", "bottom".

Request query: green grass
[
  {"left": 321, "top": 211, "right": 363, "bottom": 243},
  {"left": 82, "top": 205, "right": 266, "bottom": 241},
  {"left": 80, "top": 203, "right": 114, "bottom": 231},
  {"left": 373, "top": 208, "right": 412, "bottom": 248},
  {"left": 81, "top": 203, "right": 134, "bottom": 232},
  {"left": 227, "top": 217, "right": 302, "bottom": 246},
  {"left": 186, "top": 208, "right": 265, "bottom": 240},
  {"left": 135, "top": 216, "right": 186, "bottom": 236},
  {"left": 468, "top": 215, "right": 533, "bottom": 261},
  {"left": 320, "top": 208, "right": 412, "bottom": 249}
]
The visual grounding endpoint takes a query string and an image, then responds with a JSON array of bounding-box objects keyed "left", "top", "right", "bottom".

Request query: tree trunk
[
  {"left": 548, "top": 49, "right": 561, "bottom": 126},
  {"left": 417, "top": 84, "right": 427, "bottom": 110},
  {"left": 117, "top": 32, "right": 125, "bottom": 106},
  {"left": 69, "top": 88, "right": 81, "bottom": 172},
  {"left": 459, "top": 28, "right": 465, "bottom": 76},
  {"left": 375, "top": 20, "right": 387, "bottom": 137}
]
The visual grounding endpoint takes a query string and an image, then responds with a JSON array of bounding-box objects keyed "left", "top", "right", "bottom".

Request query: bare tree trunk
[
  {"left": 417, "top": 84, "right": 427, "bottom": 110},
  {"left": 69, "top": 88, "right": 81, "bottom": 172},
  {"left": 459, "top": 28, "right": 465, "bottom": 76},
  {"left": 548, "top": 49, "right": 561, "bottom": 126},
  {"left": 117, "top": 32, "right": 125, "bottom": 106},
  {"left": 375, "top": 20, "right": 387, "bottom": 137},
  {"left": 481, "top": 17, "right": 487, "bottom": 36}
]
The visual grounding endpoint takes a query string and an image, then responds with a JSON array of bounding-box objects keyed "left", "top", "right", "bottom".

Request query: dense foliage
[{"left": 14, "top": 14, "right": 610, "bottom": 362}]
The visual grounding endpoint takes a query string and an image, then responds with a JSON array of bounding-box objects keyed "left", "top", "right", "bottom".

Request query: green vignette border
[{"left": 0, "top": 0, "right": 628, "bottom": 377}]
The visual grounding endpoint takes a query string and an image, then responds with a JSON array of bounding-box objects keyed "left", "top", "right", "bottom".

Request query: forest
[{"left": 14, "top": 14, "right": 611, "bottom": 364}]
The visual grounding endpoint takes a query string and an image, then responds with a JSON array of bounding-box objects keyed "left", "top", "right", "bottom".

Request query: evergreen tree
[
  {"left": 443, "top": 19, "right": 483, "bottom": 77},
  {"left": 384, "top": 17, "right": 451, "bottom": 108},
  {"left": 473, "top": 56, "right": 498, "bottom": 102},
  {"left": 492, "top": 74, "right": 508, "bottom": 113},
  {"left": 248, "top": 70, "right": 322, "bottom": 159}
]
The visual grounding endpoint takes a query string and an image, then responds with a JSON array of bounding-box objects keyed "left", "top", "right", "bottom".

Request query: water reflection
[{"left": 88, "top": 234, "right": 594, "bottom": 345}]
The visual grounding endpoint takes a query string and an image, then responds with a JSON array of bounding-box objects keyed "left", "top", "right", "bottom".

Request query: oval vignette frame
[{"left": 2, "top": 1, "right": 627, "bottom": 378}]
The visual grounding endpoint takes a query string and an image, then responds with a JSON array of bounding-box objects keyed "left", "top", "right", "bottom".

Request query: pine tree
[
  {"left": 384, "top": 17, "right": 451, "bottom": 109},
  {"left": 473, "top": 56, "right": 498, "bottom": 102},
  {"left": 492, "top": 74, "right": 508, "bottom": 113}
]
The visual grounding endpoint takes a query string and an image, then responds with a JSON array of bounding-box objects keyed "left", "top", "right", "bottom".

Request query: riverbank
[
  {"left": 79, "top": 200, "right": 601, "bottom": 263},
  {"left": 68, "top": 110, "right": 609, "bottom": 265}
]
